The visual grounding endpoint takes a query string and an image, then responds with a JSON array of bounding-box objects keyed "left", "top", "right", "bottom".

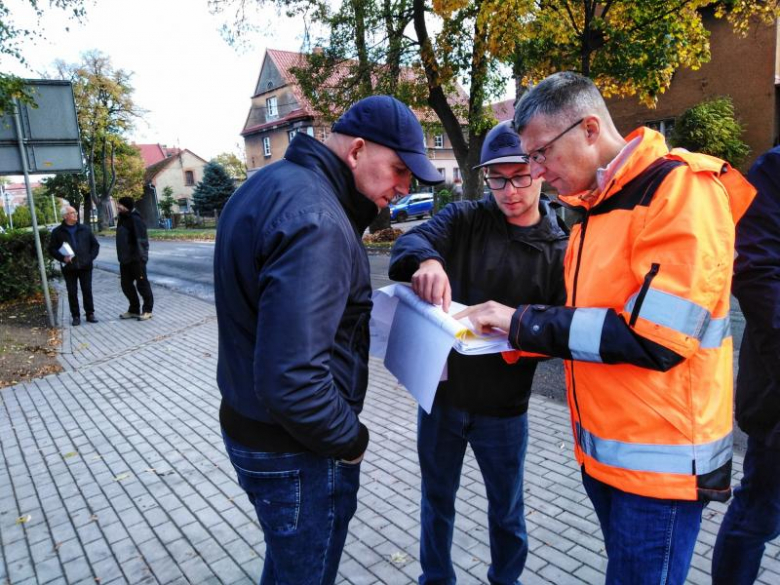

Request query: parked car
[{"left": 390, "top": 192, "right": 434, "bottom": 222}]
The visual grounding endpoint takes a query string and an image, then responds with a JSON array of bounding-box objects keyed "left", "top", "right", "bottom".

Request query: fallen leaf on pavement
[{"left": 16, "top": 514, "right": 32, "bottom": 524}]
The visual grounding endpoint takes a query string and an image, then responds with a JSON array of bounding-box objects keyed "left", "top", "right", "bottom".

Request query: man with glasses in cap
[
  {"left": 389, "top": 120, "right": 568, "bottom": 585},
  {"left": 458, "top": 72, "right": 756, "bottom": 584},
  {"left": 214, "top": 95, "right": 442, "bottom": 584}
]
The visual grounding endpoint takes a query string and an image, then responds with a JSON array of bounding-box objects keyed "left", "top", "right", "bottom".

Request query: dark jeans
[
  {"left": 418, "top": 404, "right": 528, "bottom": 585},
  {"left": 120, "top": 261, "right": 153, "bottom": 313},
  {"left": 222, "top": 431, "right": 361, "bottom": 584},
  {"left": 63, "top": 268, "right": 94, "bottom": 317},
  {"left": 582, "top": 470, "right": 705, "bottom": 585},
  {"left": 712, "top": 436, "right": 780, "bottom": 584}
]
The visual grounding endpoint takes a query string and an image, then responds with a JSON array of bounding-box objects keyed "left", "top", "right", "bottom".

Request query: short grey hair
[{"left": 514, "top": 72, "right": 608, "bottom": 132}]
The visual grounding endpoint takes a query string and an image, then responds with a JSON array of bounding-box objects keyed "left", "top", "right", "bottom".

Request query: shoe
[
  {"left": 137, "top": 312, "right": 153, "bottom": 321},
  {"left": 86, "top": 314, "right": 98, "bottom": 323},
  {"left": 120, "top": 312, "right": 140, "bottom": 319},
  {"left": 72, "top": 316, "right": 81, "bottom": 326}
]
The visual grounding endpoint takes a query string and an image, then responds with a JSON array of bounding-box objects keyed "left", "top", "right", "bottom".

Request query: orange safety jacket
[{"left": 505, "top": 128, "right": 756, "bottom": 501}]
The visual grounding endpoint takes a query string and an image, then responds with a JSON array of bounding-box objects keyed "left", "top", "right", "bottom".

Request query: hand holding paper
[{"left": 454, "top": 301, "right": 515, "bottom": 335}]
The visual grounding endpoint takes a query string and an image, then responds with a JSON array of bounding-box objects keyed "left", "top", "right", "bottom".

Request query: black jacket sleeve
[
  {"left": 389, "top": 203, "right": 463, "bottom": 281},
  {"left": 47, "top": 227, "right": 66, "bottom": 262},
  {"left": 132, "top": 214, "right": 149, "bottom": 263},
  {"left": 510, "top": 304, "right": 684, "bottom": 372}
]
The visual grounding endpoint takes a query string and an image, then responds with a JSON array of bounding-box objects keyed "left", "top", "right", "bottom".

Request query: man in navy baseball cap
[{"left": 332, "top": 95, "right": 444, "bottom": 187}]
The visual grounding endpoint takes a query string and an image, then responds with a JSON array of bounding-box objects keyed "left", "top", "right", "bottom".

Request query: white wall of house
[{"left": 152, "top": 151, "right": 206, "bottom": 213}]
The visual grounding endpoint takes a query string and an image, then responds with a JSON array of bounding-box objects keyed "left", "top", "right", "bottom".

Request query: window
[
  {"left": 288, "top": 129, "right": 297, "bottom": 143},
  {"left": 319, "top": 127, "right": 330, "bottom": 142},
  {"left": 177, "top": 198, "right": 189, "bottom": 212},
  {"left": 266, "top": 81, "right": 274, "bottom": 90},
  {"left": 266, "top": 96, "right": 278, "bottom": 119},
  {"left": 437, "top": 168, "right": 446, "bottom": 181},
  {"left": 453, "top": 167, "right": 461, "bottom": 181},
  {"left": 434, "top": 134, "right": 444, "bottom": 149},
  {"left": 646, "top": 118, "right": 675, "bottom": 141},
  {"left": 263, "top": 137, "right": 272, "bottom": 157},
  {"left": 184, "top": 170, "right": 195, "bottom": 186}
]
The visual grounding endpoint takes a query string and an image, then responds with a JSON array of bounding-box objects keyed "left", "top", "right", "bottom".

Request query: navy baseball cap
[
  {"left": 331, "top": 96, "right": 444, "bottom": 185},
  {"left": 474, "top": 120, "right": 529, "bottom": 169}
]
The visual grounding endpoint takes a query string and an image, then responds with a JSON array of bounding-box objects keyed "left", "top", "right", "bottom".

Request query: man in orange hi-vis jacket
[{"left": 457, "top": 72, "right": 756, "bottom": 585}]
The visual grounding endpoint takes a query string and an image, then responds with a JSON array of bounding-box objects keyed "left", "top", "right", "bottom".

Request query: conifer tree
[{"left": 192, "top": 162, "right": 235, "bottom": 214}]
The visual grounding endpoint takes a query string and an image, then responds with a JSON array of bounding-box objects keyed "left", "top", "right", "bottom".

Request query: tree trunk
[
  {"left": 369, "top": 206, "right": 392, "bottom": 233},
  {"left": 352, "top": 0, "right": 372, "bottom": 94}
]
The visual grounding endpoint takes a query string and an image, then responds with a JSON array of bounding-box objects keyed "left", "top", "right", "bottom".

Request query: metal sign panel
[{"left": 0, "top": 80, "right": 84, "bottom": 174}]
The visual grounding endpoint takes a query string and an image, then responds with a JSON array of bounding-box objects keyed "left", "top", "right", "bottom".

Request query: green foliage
[
  {"left": 670, "top": 96, "right": 750, "bottom": 167},
  {"left": 434, "top": 188, "right": 453, "bottom": 212},
  {"left": 0, "top": 206, "right": 6, "bottom": 226},
  {"left": 12, "top": 206, "right": 32, "bottom": 228},
  {"left": 212, "top": 152, "right": 247, "bottom": 180},
  {"left": 41, "top": 173, "right": 89, "bottom": 213},
  {"left": 192, "top": 162, "right": 235, "bottom": 214},
  {"left": 0, "top": 229, "right": 53, "bottom": 302},
  {"left": 158, "top": 186, "right": 176, "bottom": 219}
]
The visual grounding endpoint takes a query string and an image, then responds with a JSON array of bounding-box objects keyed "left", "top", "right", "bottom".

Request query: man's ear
[
  {"left": 583, "top": 116, "right": 601, "bottom": 145},
  {"left": 345, "top": 138, "right": 366, "bottom": 170}
]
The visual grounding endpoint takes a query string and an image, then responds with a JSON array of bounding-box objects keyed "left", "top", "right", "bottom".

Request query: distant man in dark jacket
[
  {"left": 115, "top": 196, "right": 153, "bottom": 321},
  {"left": 48, "top": 206, "right": 100, "bottom": 326},
  {"left": 389, "top": 121, "right": 568, "bottom": 585},
  {"left": 214, "top": 95, "right": 443, "bottom": 584},
  {"left": 712, "top": 146, "right": 780, "bottom": 584}
]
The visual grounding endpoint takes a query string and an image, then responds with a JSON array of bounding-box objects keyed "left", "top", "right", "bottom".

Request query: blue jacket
[
  {"left": 733, "top": 146, "right": 780, "bottom": 447},
  {"left": 389, "top": 196, "right": 568, "bottom": 416},
  {"left": 214, "top": 133, "right": 377, "bottom": 460}
]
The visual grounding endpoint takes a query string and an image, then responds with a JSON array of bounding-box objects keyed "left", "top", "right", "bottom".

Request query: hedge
[{"left": 0, "top": 229, "right": 54, "bottom": 302}]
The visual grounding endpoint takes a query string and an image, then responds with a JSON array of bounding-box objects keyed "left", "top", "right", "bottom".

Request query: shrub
[
  {"left": 670, "top": 96, "right": 750, "bottom": 168},
  {"left": 12, "top": 205, "right": 32, "bottom": 228},
  {"left": 434, "top": 189, "right": 453, "bottom": 213},
  {"left": 0, "top": 229, "right": 54, "bottom": 302}
]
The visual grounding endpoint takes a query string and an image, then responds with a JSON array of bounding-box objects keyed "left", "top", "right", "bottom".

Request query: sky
[{"left": 5, "top": 0, "right": 311, "bottom": 161}]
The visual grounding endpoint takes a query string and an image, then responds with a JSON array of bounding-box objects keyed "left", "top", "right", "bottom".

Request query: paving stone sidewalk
[{"left": 1, "top": 269, "right": 778, "bottom": 585}]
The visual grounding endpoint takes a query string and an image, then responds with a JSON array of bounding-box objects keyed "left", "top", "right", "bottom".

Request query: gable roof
[
  {"left": 243, "top": 48, "right": 469, "bottom": 137},
  {"left": 134, "top": 143, "right": 183, "bottom": 168},
  {"left": 143, "top": 149, "right": 209, "bottom": 183},
  {"left": 491, "top": 98, "right": 515, "bottom": 123}
]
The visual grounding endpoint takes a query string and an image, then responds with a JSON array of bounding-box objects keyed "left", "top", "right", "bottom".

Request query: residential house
[
  {"left": 133, "top": 143, "right": 209, "bottom": 226},
  {"left": 1, "top": 182, "right": 42, "bottom": 215},
  {"left": 241, "top": 49, "right": 466, "bottom": 185}
]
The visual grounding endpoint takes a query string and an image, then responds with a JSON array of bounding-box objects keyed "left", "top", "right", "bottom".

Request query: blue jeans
[
  {"left": 418, "top": 404, "right": 528, "bottom": 585},
  {"left": 581, "top": 470, "right": 704, "bottom": 585},
  {"left": 222, "top": 432, "right": 361, "bottom": 585},
  {"left": 712, "top": 436, "right": 780, "bottom": 584}
]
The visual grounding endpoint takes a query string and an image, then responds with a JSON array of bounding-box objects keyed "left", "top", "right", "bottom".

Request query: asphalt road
[{"left": 94, "top": 228, "right": 748, "bottom": 450}]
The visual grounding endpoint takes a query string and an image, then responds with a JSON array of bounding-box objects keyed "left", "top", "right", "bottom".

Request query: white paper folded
[{"left": 58, "top": 242, "right": 75, "bottom": 257}]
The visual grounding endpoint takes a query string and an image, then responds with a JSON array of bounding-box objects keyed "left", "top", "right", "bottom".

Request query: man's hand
[
  {"left": 454, "top": 301, "right": 515, "bottom": 335},
  {"left": 340, "top": 452, "right": 365, "bottom": 465},
  {"left": 411, "top": 259, "right": 452, "bottom": 312},
  {"left": 64, "top": 255, "right": 74, "bottom": 264}
]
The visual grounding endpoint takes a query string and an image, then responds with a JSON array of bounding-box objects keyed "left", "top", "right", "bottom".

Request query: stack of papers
[
  {"left": 370, "top": 284, "right": 513, "bottom": 412},
  {"left": 58, "top": 242, "right": 75, "bottom": 257}
]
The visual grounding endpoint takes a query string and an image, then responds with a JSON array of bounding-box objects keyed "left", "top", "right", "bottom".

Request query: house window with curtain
[
  {"left": 266, "top": 96, "right": 278, "bottom": 119},
  {"left": 184, "top": 170, "right": 195, "bottom": 186},
  {"left": 263, "top": 137, "right": 272, "bottom": 157}
]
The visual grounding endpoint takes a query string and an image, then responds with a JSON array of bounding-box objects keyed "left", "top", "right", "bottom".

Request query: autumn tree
[
  {"left": 212, "top": 151, "right": 248, "bottom": 181},
  {"left": 54, "top": 51, "right": 146, "bottom": 230},
  {"left": 40, "top": 174, "right": 90, "bottom": 220},
  {"left": 0, "top": 0, "right": 89, "bottom": 114}
]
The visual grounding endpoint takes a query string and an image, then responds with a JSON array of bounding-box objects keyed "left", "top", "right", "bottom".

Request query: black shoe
[
  {"left": 72, "top": 316, "right": 81, "bottom": 326},
  {"left": 86, "top": 314, "right": 98, "bottom": 323}
]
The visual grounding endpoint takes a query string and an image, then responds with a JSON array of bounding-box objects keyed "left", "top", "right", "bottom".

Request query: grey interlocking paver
[{"left": 1, "top": 269, "right": 779, "bottom": 584}]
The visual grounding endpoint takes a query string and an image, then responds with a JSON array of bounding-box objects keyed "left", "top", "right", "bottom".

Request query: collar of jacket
[
  {"left": 559, "top": 127, "right": 669, "bottom": 212},
  {"left": 285, "top": 133, "right": 379, "bottom": 233}
]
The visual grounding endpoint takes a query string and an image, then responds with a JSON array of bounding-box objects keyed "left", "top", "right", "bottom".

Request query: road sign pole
[{"left": 13, "top": 98, "right": 55, "bottom": 327}]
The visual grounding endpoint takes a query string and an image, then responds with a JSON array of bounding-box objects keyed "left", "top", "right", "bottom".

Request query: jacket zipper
[
  {"left": 629, "top": 264, "right": 660, "bottom": 327},
  {"left": 570, "top": 210, "right": 589, "bottom": 448}
]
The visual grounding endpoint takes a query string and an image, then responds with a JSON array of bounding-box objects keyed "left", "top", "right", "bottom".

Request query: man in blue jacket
[
  {"left": 389, "top": 121, "right": 568, "bottom": 585},
  {"left": 712, "top": 145, "right": 780, "bottom": 584},
  {"left": 214, "top": 95, "right": 443, "bottom": 584}
]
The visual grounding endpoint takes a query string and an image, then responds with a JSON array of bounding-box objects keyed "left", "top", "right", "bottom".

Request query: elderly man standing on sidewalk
[
  {"left": 459, "top": 72, "right": 756, "bottom": 585},
  {"left": 712, "top": 145, "right": 780, "bottom": 584},
  {"left": 48, "top": 206, "right": 100, "bottom": 326},
  {"left": 214, "top": 95, "right": 442, "bottom": 584},
  {"left": 389, "top": 120, "right": 568, "bottom": 585}
]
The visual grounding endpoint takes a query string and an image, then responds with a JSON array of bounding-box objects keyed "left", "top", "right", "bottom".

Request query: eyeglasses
[
  {"left": 485, "top": 174, "right": 533, "bottom": 190},
  {"left": 527, "top": 118, "right": 584, "bottom": 164}
]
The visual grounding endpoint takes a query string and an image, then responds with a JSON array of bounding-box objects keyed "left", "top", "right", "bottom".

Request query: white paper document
[
  {"left": 369, "top": 284, "right": 513, "bottom": 413},
  {"left": 58, "top": 242, "right": 74, "bottom": 257}
]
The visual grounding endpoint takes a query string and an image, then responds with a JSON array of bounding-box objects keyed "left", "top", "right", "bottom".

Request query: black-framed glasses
[
  {"left": 528, "top": 118, "right": 584, "bottom": 164},
  {"left": 485, "top": 174, "right": 533, "bottom": 190}
]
